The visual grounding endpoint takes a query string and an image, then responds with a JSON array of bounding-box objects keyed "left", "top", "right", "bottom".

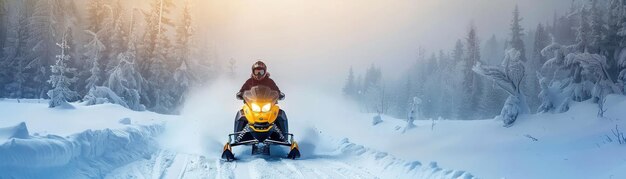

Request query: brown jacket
[{"left": 238, "top": 73, "right": 281, "bottom": 93}]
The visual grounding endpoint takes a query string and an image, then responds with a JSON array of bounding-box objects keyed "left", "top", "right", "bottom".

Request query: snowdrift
[
  {"left": 0, "top": 122, "right": 29, "bottom": 141},
  {"left": 332, "top": 137, "right": 476, "bottom": 179},
  {"left": 0, "top": 100, "right": 173, "bottom": 178},
  {"left": 0, "top": 122, "right": 164, "bottom": 178}
]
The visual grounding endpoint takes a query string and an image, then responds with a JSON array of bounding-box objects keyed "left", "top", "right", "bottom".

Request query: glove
[
  {"left": 279, "top": 92, "right": 285, "bottom": 100},
  {"left": 236, "top": 92, "right": 244, "bottom": 100}
]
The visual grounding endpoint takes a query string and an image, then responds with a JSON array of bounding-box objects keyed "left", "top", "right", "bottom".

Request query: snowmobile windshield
[{"left": 243, "top": 85, "right": 279, "bottom": 104}]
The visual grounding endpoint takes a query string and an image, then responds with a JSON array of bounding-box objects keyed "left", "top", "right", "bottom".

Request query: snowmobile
[{"left": 221, "top": 85, "right": 300, "bottom": 161}]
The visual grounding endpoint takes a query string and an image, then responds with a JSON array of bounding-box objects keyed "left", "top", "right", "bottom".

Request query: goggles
[{"left": 253, "top": 69, "right": 265, "bottom": 76}]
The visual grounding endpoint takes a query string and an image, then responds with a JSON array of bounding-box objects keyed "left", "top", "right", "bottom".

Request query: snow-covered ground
[
  {"left": 339, "top": 95, "right": 626, "bottom": 179},
  {"left": 1, "top": 78, "right": 625, "bottom": 179}
]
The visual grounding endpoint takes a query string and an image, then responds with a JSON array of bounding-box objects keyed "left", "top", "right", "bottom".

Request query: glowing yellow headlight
[
  {"left": 251, "top": 103, "right": 261, "bottom": 112},
  {"left": 262, "top": 103, "right": 271, "bottom": 112}
]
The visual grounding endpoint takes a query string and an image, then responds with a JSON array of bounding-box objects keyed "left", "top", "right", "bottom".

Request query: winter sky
[
  {"left": 88, "top": 0, "right": 568, "bottom": 90},
  {"left": 59, "top": 0, "right": 572, "bottom": 87}
]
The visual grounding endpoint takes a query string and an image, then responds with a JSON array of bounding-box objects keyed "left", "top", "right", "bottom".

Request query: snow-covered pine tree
[
  {"left": 612, "top": 0, "right": 626, "bottom": 48},
  {"left": 52, "top": 0, "right": 81, "bottom": 95},
  {"left": 537, "top": 38, "right": 576, "bottom": 113},
  {"left": 140, "top": 0, "right": 175, "bottom": 73},
  {"left": 510, "top": 5, "right": 526, "bottom": 62},
  {"left": 526, "top": 23, "right": 551, "bottom": 112},
  {"left": 473, "top": 49, "right": 529, "bottom": 127},
  {"left": 83, "top": 86, "right": 129, "bottom": 107},
  {"left": 2, "top": 8, "right": 31, "bottom": 98},
  {"left": 343, "top": 67, "right": 356, "bottom": 98},
  {"left": 173, "top": 1, "right": 195, "bottom": 107},
  {"left": 554, "top": 6, "right": 578, "bottom": 45},
  {"left": 86, "top": 0, "right": 106, "bottom": 35},
  {"left": 173, "top": 59, "right": 191, "bottom": 101},
  {"left": 421, "top": 54, "right": 438, "bottom": 118},
  {"left": 483, "top": 35, "right": 500, "bottom": 65},
  {"left": 0, "top": 0, "right": 5, "bottom": 97},
  {"left": 588, "top": 0, "right": 604, "bottom": 54},
  {"left": 566, "top": 53, "right": 619, "bottom": 107},
  {"left": 390, "top": 73, "right": 412, "bottom": 118},
  {"left": 363, "top": 64, "right": 383, "bottom": 113},
  {"left": 477, "top": 36, "right": 507, "bottom": 118},
  {"left": 532, "top": 24, "right": 551, "bottom": 76},
  {"left": 479, "top": 76, "right": 505, "bottom": 118},
  {"left": 451, "top": 39, "right": 465, "bottom": 119},
  {"left": 47, "top": 32, "right": 79, "bottom": 108},
  {"left": 617, "top": 50, "right": 626, "bottom": 95},
  {"left": 355, "top": 74, "right": 363, "bottom": 98},
  {"left": 453, "top": 39, "right": 465, "bottom": 63},
  {"left": 538, "top": 5, "right": 597, "bottom": 106},
  {"left": 83, "top": 30, "right": 105, "bottom": 91},
  {"left": 108, "top": 34, "right": 145, "bottom": 111},
  {"left": 28, "top": 0, "right": 62, "bottom": 99},
  {"left": 0, "top": 0, "right": 6, "bottom": 55},
  {"left": 404, "top": 96, "right": 421, "bottom": 131},
  {"left": 86, "top": 0, "right": 115, "bottom": 82},
  {"left": 436, "top": 51, "right": 457, "bottom": 119},
  {"left": 605, "top": 0, "right": 625, "bottom": 80},
  {"left": 459, "top": 24, "right": 482, "bottom": 120},
  {"left": 538, "top": 17, "right": 617, "bottom": 114},
  {"left": 140, "top": 0, "right": 176, "bottom": 112},
  {"left": 607, "top": 0, "right": 626, "bottom": 94},
  {"left": 175, "top": 1, "right": 193, "bottom": 67},
  {"left": 567, "top": 5, "right": 595, "bottom": 102},
  {"left": 575, "top": 5, "right": 591, "bottom": 53},
  {"left": 105, "top": 1, "right": 128, "bottom": 78}
]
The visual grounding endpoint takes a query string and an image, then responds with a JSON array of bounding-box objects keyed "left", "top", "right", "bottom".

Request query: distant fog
[{"left": 193, "top": 0, "right": 570, "bottom": 89}]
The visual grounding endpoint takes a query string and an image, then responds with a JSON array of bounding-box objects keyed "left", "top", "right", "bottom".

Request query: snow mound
[
  {"left": 83, "top": 86, "right": 129, "bottom": 109},
  {"left": 0, "top": 123, "right": 164, "bottom": 178},
  {"left": 119, "top": 118, "right": 132, "bottom": 125},
  {"left": 0, "top": 122, "right": 29, "bottom": 142},
  {"left": 335, "top": 138, "right": 476, "bottom": 179}
]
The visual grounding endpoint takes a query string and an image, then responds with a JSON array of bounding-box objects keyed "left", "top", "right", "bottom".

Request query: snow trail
[{"left": 107, "top": 136, "right": 476, "bottom": 179}]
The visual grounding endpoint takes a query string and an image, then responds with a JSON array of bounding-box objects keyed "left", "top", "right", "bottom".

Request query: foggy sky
[{"left": 193, "top": 0, "right": 571, "bottom": 89}]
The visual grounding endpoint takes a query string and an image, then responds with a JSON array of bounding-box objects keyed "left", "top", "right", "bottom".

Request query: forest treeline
[{"left": 343, "top": 1, "right": 626, "bottom": 126}]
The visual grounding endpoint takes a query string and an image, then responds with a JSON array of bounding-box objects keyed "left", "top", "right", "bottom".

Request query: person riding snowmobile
[
  {"left": 221, "top": 60, "right": 299, "bottom": 160},
  {"left": 234, "top": 61, "right": 288, "bottom": 140}
]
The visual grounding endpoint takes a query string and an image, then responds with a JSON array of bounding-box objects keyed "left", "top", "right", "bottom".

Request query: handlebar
[{"left": 236, "top": 91, "right": 285, "bottom": 100}]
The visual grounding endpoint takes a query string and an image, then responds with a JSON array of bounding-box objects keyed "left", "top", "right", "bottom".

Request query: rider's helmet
[{"left": 251, "top": 60, "right": 268, "bottom": 80}]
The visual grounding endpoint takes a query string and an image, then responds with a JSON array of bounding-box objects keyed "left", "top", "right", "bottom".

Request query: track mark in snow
[
  {"left": 108, "top": 137, "right": 477, "bottom": 179},
  {"left": 161, "top": 154, "right": 190, "bottom": 179},
  {"left": 286, "top": 159, "right": 332, "bottom": 178},
  {"left": 150, "top": 150, "right": 176, "bottom": 179},
  {"left": 216, "top": 158, "right": 236, "bottom": 179},
  {"left": 176, "top": 155, "right": 190, "bottom": 179},
  {"left": 247, "top": 158, "right": 299, "bottom": 178},
  {"left": 321, "top": 159, "right": 379, "bottom": 179},
  {"left": 173, "top": 156, "right": 216, "bottom": 179},
  {"left": 278, "top": 160, "right": 305, "bottom": 178}
]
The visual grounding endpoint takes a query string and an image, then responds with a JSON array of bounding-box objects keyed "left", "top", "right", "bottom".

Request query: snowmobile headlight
[
  {"left": 251, "top": 103, "right": 261, "bottom": 112},
  {"left": 261, "top": 103, "right": 271, "bottom": 112}
]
